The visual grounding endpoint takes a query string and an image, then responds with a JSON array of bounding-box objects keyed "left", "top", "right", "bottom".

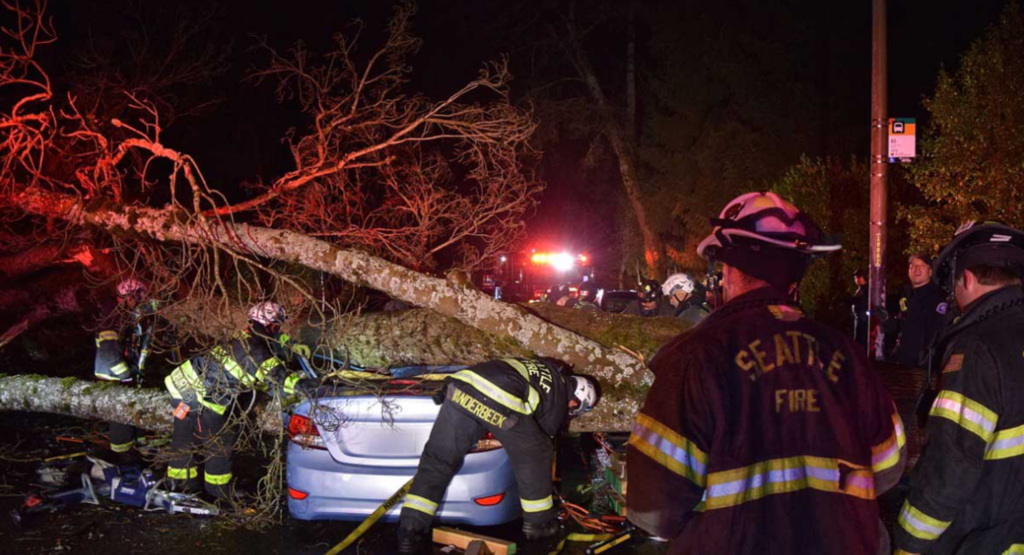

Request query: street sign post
[{"left": 888, "top": 117, "right": 916, "bottom": 162}]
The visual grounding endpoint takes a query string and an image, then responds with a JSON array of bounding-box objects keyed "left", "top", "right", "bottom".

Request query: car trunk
[{"left": 309, "top": 391, "right": 444, "bottom": 468}]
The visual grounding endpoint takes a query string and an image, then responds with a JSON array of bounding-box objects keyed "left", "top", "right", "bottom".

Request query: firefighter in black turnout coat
[
  {"left": 627, "top": 193, "right": 906, "bottom": 555},
  {"left": 397, "top": 358, "right": 599, "bottom": 554},
  {"left": 164, "top": 301, "right": 311, "bottom": 499},
  {"left": 93, "top": 278, "right": 157, "bottom": 462},
  {"left": 895, "top": 222, "right": 1024, "bottom": 555}
]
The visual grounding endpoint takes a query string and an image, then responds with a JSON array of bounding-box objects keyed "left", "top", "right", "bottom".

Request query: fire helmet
[
  {"left": 568, "top": 375, "right": 598, "bottom": 416},
  {"left": 662, "top": 273, "right": 696, "bottom": 297},
  {"left": 116, "top": 278, "right": 148, "bottom": 297},
  {"left": 932, "top": 221, "right": 1024, "bottom": 291},
  {"left": 637, "top": 279, "right": 661, "bottom": 302},
  {"left": 247, "top": 301, "right": 287, "bottom": 327},
  {"left": 696, "top": 192, "right": 840, "bottom": 288}
]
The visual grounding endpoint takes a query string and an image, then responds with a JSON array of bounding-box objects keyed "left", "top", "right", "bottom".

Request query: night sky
[{"left": 39, "top": 0, "right": 1011, "bottom": 254}]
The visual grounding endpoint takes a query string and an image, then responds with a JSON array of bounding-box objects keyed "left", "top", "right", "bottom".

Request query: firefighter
[
  {"left": 627, "top": 192, "right": 906, "bottom": 555},
  {"left": 624, "top": 279, "right": 671, "bottom": 317},
  {"left": 93, "top": 278, "right": 157, "bottom": 463},
  {"left": 164, "top": 301, "right": 311, "bottom": 499},
  {"left": 662, "top": 272, "right": 710, "bottom": 325},
  {"left": 894, "top": 222, "right": 1024, "bottom": 555},
  {"left": 573, "top": 281, "right": 600, "bottom": 311},
  {"left": 397, "top": 358, "right": 598, "bottom": 554}
]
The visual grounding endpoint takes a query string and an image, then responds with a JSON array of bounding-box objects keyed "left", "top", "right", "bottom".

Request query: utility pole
[{"left": 869, "top": 0, "right": 888, "bottom": 359}]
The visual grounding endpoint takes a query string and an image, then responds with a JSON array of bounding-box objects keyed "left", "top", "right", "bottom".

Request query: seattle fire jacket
[
  {"left": 895, "top": 285, "right": 1024, "bottom": 555},
  {"left": 627, "top": 287, "right": 906, "bottom": 555},
  {"left": 447, "top": 358, "right": 569, "bottom": 437},
  {"left": 164, "top": 330, "right": 307, "bottom": 414},
  {"left": 94, "top": 298, "right": 157, "bottom": 382}
]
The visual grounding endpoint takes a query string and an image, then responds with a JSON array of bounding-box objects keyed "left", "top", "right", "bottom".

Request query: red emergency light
[{"left": 529, "top": 252, "right": 589, "bottom": 270}]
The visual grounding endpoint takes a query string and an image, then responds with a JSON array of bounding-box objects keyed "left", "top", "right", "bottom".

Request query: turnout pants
[
  {"left": 399, "top": 387, "right": 556, "bottom": 534},
  {"left": 167, "top": 402, "right": 237, "bottom": 499}
]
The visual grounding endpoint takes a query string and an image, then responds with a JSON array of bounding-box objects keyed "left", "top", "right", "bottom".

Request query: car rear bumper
[{"left": 286, "top": 442, "right": 521, "bottom": 525}]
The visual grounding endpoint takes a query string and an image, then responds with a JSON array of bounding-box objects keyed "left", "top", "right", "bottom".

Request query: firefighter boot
[
  {"left": 522, "top": 517, "right": 560, "bottom": 541},
  {"left": 397, "top": 525, "right": 429, "bottom": 554}
]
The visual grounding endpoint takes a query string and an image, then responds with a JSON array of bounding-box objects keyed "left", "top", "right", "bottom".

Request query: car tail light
[
  {"left": 288, "top": 487, "right": 309, "bottom": 500},
  {"left": 287, "top": 414, "right": 326, "bottom": 450},
  {"left": 473, "top": 493, "right": 505, "bottom": 506},
  {"left": 470, "top": 432, "right": 502, "bottom": 453}
]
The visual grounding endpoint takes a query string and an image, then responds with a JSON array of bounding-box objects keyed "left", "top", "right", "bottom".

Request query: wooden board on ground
[{"left": 433, "top": 527, "right": 516, "bottom": 555}]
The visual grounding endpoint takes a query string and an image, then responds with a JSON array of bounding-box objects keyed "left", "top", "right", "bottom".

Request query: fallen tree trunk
[
  {"left": 309, "top": 305, "right": 687, "bottom": 368},
  {"left": 0, "top": 304, "right": 689, "bottom": 432},
  {"left": 10, "top": 187, "right": 664, "bottom": 430},
  {"left": 0, "top": 375, "right": 175, "bottom": 433}
]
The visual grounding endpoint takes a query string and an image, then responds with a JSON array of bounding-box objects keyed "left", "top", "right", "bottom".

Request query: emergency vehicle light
[{"left": 529, "top": 251, "right": 589, "bottom": 271}]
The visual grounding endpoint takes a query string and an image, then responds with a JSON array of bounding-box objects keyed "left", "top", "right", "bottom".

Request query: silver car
[{"left": 285, "top": 376, "right": 521, "bottom": 525}]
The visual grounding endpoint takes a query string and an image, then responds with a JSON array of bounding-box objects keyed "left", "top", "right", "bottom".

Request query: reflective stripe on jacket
[
  {"left": 895, "top": 286, "right": 1024, "bottom": 555},
  {"left": 165, "top": 330, "right": 305, "bottom": 413},
  {"left": 626, "top": 288, "right": 905, "bottom": 555},
  {"left": 448, "top": 358, "right": 569, "bottom": 437}
]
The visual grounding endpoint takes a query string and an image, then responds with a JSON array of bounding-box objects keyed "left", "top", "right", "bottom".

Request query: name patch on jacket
[
  {"left": 734, "top": 332, "right": 846, "bottom": 383},
  {"left": 449, "top": 387, "right": 517, "bottom": 430}
]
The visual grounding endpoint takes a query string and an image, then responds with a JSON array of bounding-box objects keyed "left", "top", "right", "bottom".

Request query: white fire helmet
[
  {"left": 247, "top": 301, "right": 287, "bottom": 327},
  {"left": 662, "top": 273, "right": 696, "bottom": 297},
  {"left": 116, "top": 278, "right": 148, "bottom": 297},
  {"left": 569, "top": 375, "right": 598, "bottom": 416}
]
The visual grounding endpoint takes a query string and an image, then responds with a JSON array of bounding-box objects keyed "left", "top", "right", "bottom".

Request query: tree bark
[{"left": 7, "top": 187, "right": 678, "bottom": 431}]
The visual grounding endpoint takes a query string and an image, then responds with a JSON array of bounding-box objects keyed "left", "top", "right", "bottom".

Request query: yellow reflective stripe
[
  {"left": 500, "top": 359, "right": 541, "bottom": 413},
  {"left": 871, "top": 412, "right": 906, "bottom": 473},
  {"left": 257, "top": 356, "right": 282, "bottom": 382},
  {"left": 278, "top": 333, "right": 292, "bottom": 344},
  {"left": 109, "top": 362, "right": 130, "bottom": 377},
  {"left": 986, "top": 422, "right": 1024, "bottom": 460},
  {"left": 930, "top": 390, "right": 999, "bottom": 443},
  {"left": 284, "top": 373, "right": 304, "bottom": 395},
  {"left": 450, "top": 370, "right": 534, "bottom": 415},
  {"left": 404, "top": 494, "right": 438, "bottom": 516},
  {"left": 96, "top": 330, "right": 119, "bottom": 345},
  {"left": 898, "top": 501, "right": 951, "bottom": 541},
  {"left": 110, "top": 440, "right": 134, "bottom": 453},
  {"left": 1003, "top": 544, "right": 1024, "bottom": 555},
  {"left": 167, "top": 466, "right": 198, "bottom": 480},
  {"left": 521, "top": 495, "right": 553, "bottom": 513},
  {"left": 894, "top": 550, "right": 919, "bottom": 555},
  {"left": 502, "top": 358, "right": 532, "bottom": 381},
  {"left": 166, "top": 361, "right": 202, "bottom": 400},
  {"left": 629, "top": 412, "right": 708, "bottom": 487},
  {"left": 705, "top": 456, "right": 875, "bottom": 510},
  {"left": 204, "top": 472, "right": 232, "bottom": 486},
  {"left": 212, "top": 346, "right": 253, "bottom": 386}
]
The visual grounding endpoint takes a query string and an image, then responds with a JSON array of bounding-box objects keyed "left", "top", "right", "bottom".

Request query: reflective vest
[{"left": 165, "top": 330, "right": 305, "bottom": 414}]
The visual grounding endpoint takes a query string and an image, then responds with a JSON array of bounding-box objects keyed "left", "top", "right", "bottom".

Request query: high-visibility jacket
[
  {"left": 448, "top": 358, "right": 569, "bottom": 437},
  {"left": 627, "top": 287, "right": 906, "bottom": 555},
  {"left": 94, "top": 298, "right": 156, "bottom": 382},
  {"left": 165, "top": 329, "right": 306, "bottom": 414},
  {"left": 895, "top": 285, "right": 1024, "bottom": 555}
]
